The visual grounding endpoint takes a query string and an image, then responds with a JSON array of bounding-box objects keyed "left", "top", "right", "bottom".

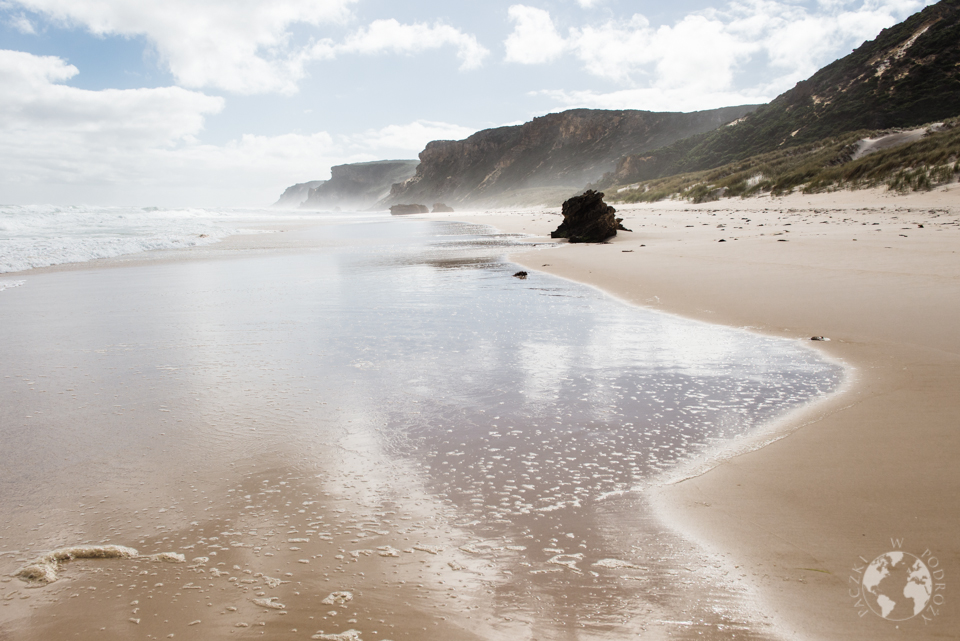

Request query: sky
[{"left": 0, "top": 0, "right": 937, "bottom": 206}]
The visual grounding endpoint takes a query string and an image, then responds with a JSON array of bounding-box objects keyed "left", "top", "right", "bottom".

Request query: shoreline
[
  {"left": 3, "top": 189, "right": 957, "bottom": 638},
  {"left": 440, "top": 184, "right": 960, "bottom": 639}
]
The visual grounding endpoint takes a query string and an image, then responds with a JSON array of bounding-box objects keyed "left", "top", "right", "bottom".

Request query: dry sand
[{"left": 443, "top": 184, "right": 960, "bottom": 639}]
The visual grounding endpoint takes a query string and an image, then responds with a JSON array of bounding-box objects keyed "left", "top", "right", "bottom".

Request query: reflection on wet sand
[{"left": 0, "top": 216, "right": 840, "bottom": 640}]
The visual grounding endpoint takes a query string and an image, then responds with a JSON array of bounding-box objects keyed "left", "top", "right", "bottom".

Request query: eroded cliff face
[
  {"left": 603, "top": 0, "right": 960, "bottom": 187},
  {"left": 299, "top": 160, "right": 418, "bottom": 210},
  {"left": 273, "top": 180, "right": 325, "bottom": 207},
  {"left": 383, "top": 106, "right": 758, "bottom": 208}
]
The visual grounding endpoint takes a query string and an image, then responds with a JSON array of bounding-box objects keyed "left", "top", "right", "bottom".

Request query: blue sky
[{"left": 0, "top": 0, "right": 936, "bottom": 206}]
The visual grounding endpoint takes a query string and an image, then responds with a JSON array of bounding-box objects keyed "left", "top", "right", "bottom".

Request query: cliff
[
  {"left": 382, "top": 106, "right": 758, "bottom": 208},
  {"left": 602, "top": 0, "right": 960, "bottom": 187},
  {"left": 273, "top": 180, "right": 325, "bottom": 207},
  {"left": 298, "top": 160, "right": 419, "bottom": 211}
]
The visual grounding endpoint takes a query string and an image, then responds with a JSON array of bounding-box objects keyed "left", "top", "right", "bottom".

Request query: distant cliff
[
  {"left": 300, "top": 160, "right": 418, "bottom": 211},
  {"left": 382, "top": 106, "right": 758, "bottom": 208},
  {"left": 273, "top": 180, "right": 325, "bottom": 207}
]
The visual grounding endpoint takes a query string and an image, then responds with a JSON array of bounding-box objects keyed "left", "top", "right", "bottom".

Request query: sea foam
[
  {"left": 15, "top": 545, "right": 185, "bottom": 585},
  {"left": 0, "top": 205, "right": 388, "bottom": 273},
  {"left": 0, "top": 204, "right": 238, "bottom": 273},
  {"left": 0, "top": 280, "right": 24, "bottom": 291}
]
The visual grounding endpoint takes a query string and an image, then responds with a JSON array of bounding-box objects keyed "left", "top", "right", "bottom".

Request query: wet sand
[
  {"left": 3, "top": 187, "right": 956, "bottom": 640},
  {"left": 450, "top": 184, "right": 960, "bottom": 639},
  {"left": 0, "top": 214, "right": 842, "bottom": 640}
]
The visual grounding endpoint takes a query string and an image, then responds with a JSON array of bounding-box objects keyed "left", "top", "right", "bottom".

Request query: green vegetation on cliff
[
  {"left": 612, "top": 119, "right": 960, "bottom": 204},
  {"left": 602, "top": 0, "right": 960, "bottom": 190}
]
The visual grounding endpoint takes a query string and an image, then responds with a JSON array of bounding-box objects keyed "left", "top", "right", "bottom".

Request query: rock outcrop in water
[
  {"left": 381, "top": 105, "right": 758, "bottom": 208},
  {"left": 294, "top": 160, "right": 418, "bottom": 211},
  {"left": 551, "top": 191, "right": 621, "bottom": 243},
  {"left": 432, "top": 203, "right": 454, "bottom": 213}
]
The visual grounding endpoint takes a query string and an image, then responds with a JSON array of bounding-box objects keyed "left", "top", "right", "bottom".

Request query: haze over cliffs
[
  {"left": 276, "top": 1, "right": 960, "bottom": 210},
  {"left": 274, "top": 180, "right": 325, "bottom": 207},
  {"left": 281, "top": 160, "right": 418, "bottom": 210},
  {"left": 382, "top": 106, "right": 757, "bottom": 208},
  {"left": 602, "top": 0, "right": 960, "bottom": 188}
]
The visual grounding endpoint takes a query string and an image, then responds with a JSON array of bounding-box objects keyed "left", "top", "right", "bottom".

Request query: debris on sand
[
  {"left": 16, "top": 545, "right": 139, "bottom": 585},
  {"left": 321, "top": 591, "right": 354, "bottom": 605}
]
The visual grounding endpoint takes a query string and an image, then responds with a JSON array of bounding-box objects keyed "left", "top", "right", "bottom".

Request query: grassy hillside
[
  {"left": 611, "top": 119, "right": 960, "bottom": 204},
  {"left": 601, "top": 0, "right": 960, "bottom": 188}
]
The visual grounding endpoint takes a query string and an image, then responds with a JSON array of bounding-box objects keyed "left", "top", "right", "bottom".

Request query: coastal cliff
[
  {"left": 602, "top": 0, "right": 960, "bottom": 188},
  {"left": 286, "top": 160, "right": 418, "bottom": 211},
  {"left": 273, "top": 180, "right": 325, "bottom": 207},
  {"left": 382, "top": 106, "right": 758, "bottom": 208}
]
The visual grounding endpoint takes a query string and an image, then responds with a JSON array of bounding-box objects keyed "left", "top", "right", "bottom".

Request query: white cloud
[
  {"left": 8, "top": 1, "right": 490, "bottom": 93},
  {"left": 504, "top": 6, "right": 566, "bottom": 64},
  {"left": 647, "top": 15, "right": 755, "bottom": 92},
  {"left": 332, "top": 19, "right": 489, "bottom": 70},
  {"left": 536, "top": 87, "right": 768, "bottom": 114},
  {"left": 0, "top": 50, "right": 478, "bottom": 205},
  {"left": 507, "top": 0, "right": 934, "bottom": 110},
  {"left": 9, "top": 0, "right": 358, "bottom": 94},
  {"left": 0, "top": 50, "right": 223, "bottom": 147},
  {"left": 348, "top": 120, "right": 477, "bottom": 153},
  {"left": 7, "top": 12, "right": 35, "bottom": 33},
  {"left": 565, "top": 15, "right": 654, "bottom": 82}
]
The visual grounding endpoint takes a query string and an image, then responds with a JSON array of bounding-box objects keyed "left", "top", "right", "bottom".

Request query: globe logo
[{"left": 861, "top": 551, "right": 933, "bottom": 620}]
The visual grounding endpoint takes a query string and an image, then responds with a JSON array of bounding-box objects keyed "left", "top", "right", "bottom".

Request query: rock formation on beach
[
  {"left": 288, "top": 160, "right": 418, "bottom": 211},
  {"left": 432, "top": 203, "right": 454, "bottom": 213},
  {"left": 274, "top": 180, "right": 325, "bottom": 207},
  {"left": 551, "top": 191, "right": 622, "bottom": 244},
  {"left": 382, "top": 106, "right": 758, "bottom": 208},
  {"left": 390, "top": 204, "right": 429, "bottom": 215}
]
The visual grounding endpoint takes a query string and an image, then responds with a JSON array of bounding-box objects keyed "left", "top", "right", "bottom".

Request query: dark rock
[
  {"left": 432, "top": 203, "right": 454, "bottom": 213},
  {"left": 810, "top": 336, "right": 829, "bottom": 341},
  {"left": 513, "top": 271, "right": 528, "bottom": 279},
  {"left": 550, "top": 190, "right": 619, "bottom": 244},
  {"left": 390, "top": 204, "right": 430, "bottom": 215}
]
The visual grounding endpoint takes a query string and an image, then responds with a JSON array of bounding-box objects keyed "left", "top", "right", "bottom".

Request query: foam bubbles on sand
[
  {"left": 312, "top": 630, "right": 362, "bottom": 641},
  {"left": 321, "top": 591, "right": 354, "bottom": 605},
  {"left": 547, "top": 553, "right": 584, "bottom": 572},
  {"left": 144, "top": 552, "right": 186, "bottom": 563},
  {"left": 593, "top": 558, "right": 643, "bottom": 570},
  {"left": 252, "top": 596, "right": 286, "bottom": 610},
  {"left": 0, "top": 280, "right": 24, "bottom": 291},
  {"left": 15, "top": 545, "right": 185, "bottom": 585},
  {"left": 16, "top": 545, "right": 138, "bottom": 585}
]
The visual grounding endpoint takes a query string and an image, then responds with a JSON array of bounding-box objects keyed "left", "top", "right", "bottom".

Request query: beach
[
  {"left": 451, "top": 183, "right": 960, "bottom": 639},
  {"left": 1, "top": 211, "right": 840, "bottom": 641},
  {"left": 0, "top": 187, "right": 956, "bottom": 641}
]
